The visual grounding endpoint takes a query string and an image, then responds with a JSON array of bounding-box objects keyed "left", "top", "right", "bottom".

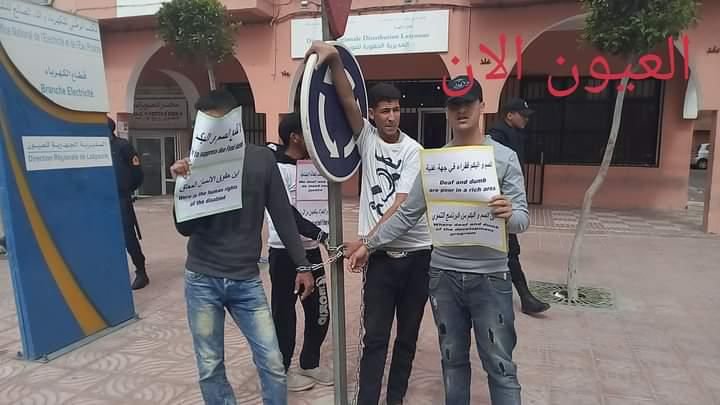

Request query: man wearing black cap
[
  {"left": 488, "top": 98, "right": 550, "bottom": 315},
  {"left": 346, "top": 75, "right": 529, "bottom": 405},
  {"left": 108, "top": 117, "right": 149, "bottom": 290}
]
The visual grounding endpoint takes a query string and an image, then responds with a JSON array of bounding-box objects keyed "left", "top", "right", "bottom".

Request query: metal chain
[
  {"left": 293, "top": 237, "right": 369, "bottom": 405},
  {"left": 297, "top": 243, "right": 345, "bottom": 272}
]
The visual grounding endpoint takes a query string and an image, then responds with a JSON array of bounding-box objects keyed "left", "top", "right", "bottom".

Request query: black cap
[
  {"left": 502, "top": 98, "right": 534, "bottom": 116},
  {"left": 445, "top": 75, "right": 483, "bottom": 105}
]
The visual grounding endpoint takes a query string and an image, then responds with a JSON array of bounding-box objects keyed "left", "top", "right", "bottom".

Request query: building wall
[
  {"left": 543, "top": 73, "right": 693, "bottom": 209},
  {"left": 695, "top": 111, "right": 715, "bottom": 132},
  {"left": 520, "top": 31, "right": 695, "bottom": 209},
  {"left": 690, "top": 112, "right": 714, "bottom": 165},
  {"left": 86, "top": 0, "right": 720, "bottom": 208}
]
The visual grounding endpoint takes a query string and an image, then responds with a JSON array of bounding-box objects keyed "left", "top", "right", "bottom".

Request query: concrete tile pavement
[{"left": 0, "top": 196, "right": 719, "bottom": 404}]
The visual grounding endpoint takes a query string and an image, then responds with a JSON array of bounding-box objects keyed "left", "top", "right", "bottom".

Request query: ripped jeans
[
  {"left": 185, "top": 269, "right": 287, "bottom": 405},
  {"left": 428, "top": 268, "right": 521, "bottom": 405}
]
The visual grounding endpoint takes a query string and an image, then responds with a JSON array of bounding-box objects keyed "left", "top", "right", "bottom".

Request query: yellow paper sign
[{"left": 420, "top": 146, "right": 507, "bottom": 252}]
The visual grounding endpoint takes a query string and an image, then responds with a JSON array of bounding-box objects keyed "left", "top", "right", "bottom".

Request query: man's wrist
[
  {"left": 317, "top": 231, "right": 329, "bottom": 243},
  {"left": 361, "top": 236, "right": 376, "bottom": 253},
  {"left": 296, "top": 264, "right": 314, "bottom": 273}
]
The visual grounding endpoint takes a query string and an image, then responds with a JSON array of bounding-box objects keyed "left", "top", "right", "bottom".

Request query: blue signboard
[
  {"left": 300, "top": 41, "right": 368, "bottom": 183},
  {"left": 0, "top": 2, "right": 135, "bottom": 361}
]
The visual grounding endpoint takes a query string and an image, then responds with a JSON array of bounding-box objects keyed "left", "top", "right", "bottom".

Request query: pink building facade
[{"left": 54, "top": 0, "right": 720, "bottom": 233}]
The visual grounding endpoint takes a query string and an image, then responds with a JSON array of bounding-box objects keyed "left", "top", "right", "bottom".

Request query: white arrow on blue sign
[{"left": 300, "top": 41, "right": 368, "bottom": 183}]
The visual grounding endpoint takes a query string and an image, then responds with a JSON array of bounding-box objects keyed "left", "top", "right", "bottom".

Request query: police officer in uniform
[
  {"left": 108, "top": 117, "right": 149, "bottom": 290},
  {"left": 488, "top": 98, "right": 549, "bottom": 315}
]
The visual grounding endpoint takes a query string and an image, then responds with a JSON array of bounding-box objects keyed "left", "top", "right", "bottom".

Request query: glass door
[
  {"left": 132, "top": 132, "right": 178, "bottom": 196},
  {"left": 135, "top": 138, "right": 162, "bottom": 196}
]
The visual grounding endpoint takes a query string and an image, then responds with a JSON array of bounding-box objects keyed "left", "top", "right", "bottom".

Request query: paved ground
[
  {"left": 529, "top": 205, "right": 706, "bottom": 237},
  {"left": 1, "top": 197, "right": 720, "bottom": 405},
  {"left": 689, "top": 169, "right": 707, "bottom": 203}
]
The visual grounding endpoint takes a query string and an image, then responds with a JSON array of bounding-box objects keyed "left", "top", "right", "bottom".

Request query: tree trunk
[
  {"left": 566, "top": 55, "right": 636, "bottom": 302},
  {"left": 207, "top": 63, "right": 217, "bottom": 90}
]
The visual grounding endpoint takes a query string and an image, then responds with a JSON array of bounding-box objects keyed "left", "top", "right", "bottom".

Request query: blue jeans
[
  {"left": 429, "top": 268, "right": 521, "bottom": 405},
  {"left": 184, "top": 269, "right": 287, "bottom": 405}
]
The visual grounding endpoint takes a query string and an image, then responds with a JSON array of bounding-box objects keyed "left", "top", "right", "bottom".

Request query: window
[{"left": 521, "top": 76, "right": 663, "bottom": 167}]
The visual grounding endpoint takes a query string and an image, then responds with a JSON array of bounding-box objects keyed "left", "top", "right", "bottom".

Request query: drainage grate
[{"left": 528, "top": 280, "right": 615, "bottom": 309}]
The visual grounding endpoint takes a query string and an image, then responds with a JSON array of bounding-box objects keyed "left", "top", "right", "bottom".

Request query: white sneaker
[
  {"left": 287, "top": 371, "right": 315, "bottom": 392},
  {"left": 298, "top": 366, "right": 334, "bottom": 386}
]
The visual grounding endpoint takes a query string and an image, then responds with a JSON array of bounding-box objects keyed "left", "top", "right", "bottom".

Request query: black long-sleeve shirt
[
  {"left": 174, "top": 144, "right": 311, "bottom": 280},
  {"left": 110, "top": 136, "right": 143, "bottom": 198},
  {"left": 487, "top": 120, "right": 526, "bottom": 165}
]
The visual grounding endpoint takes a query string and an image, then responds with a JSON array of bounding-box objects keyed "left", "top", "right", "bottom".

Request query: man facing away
[
  {"left": 170, "top": 89, "right": 315, "bottom": 405},
  {"left": 265, "top": 112, "right": 333, "bottom": 391},
  {"left": 487, "top": 98, "right": 550, "bottom": 315},
  {"left": 108, "top": 117, "right": 149, "bottom": 290},
  {"left": 347, "top": 76, "right": 529, "bottom": 405},
  {"left": 305, "top": 41, "right": 432, "bottom": 405}
]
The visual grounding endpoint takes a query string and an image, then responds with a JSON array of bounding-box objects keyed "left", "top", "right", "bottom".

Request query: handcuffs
[{"left": 362, "top": 236, "right": 408, "bottom": 259}]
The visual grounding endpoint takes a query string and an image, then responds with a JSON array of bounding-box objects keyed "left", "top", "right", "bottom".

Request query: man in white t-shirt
[
  {"left": 265, "top": 112, "right": 333, "bottom": 392},
  {"left": 306, "top": 41, "right": 432, "bottom": 405}
]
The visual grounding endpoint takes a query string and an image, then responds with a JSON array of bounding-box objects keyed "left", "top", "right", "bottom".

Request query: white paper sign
[
  {"left": 296, "top": 160, "right": 328, "bottom": 201},
  {"left": 174, "top": 107, "right": 245, "bottom": 222},
  {"left": 295, "top": 160, "right": 329, "bottom": 232},
  {"left": 0, "top": 0, "right": 109, "bottom": 112},
  {"left": 296, "top": 200, "right": 329, "bottom": 233},
  {"left": 422, "top": 146, "right": 500, "bottom": 202},
  {"left": 427, "top": 203, "right": 506, "bottom": 250},
  {"left": 420, "top": 146, "right": 507, "bottom": 251},
  {"left": 22, "top": 136, "right": 111, "bottom": 171},
  {"left": 291, "top": 10, "right": 449, "bottom": 58}
]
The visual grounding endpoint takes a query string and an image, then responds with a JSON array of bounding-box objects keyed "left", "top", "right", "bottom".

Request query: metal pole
[
  {"left": 322, "top": 3, "right": 348, "bottom": 404},
  {"left": 329, "top": 177, "right": 348, "bottom": 405}
]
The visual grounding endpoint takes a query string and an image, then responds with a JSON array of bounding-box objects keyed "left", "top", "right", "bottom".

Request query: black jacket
[
  {"left": 488, "top": 120, "right": 526, "bottom": 165},
  {"left": 110, "top": 136, "right": 144, "bottom": 197}
]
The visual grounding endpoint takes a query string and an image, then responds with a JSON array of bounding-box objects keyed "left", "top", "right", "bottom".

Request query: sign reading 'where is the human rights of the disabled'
[
  {"left": 0, "top": 0, "right": 135, "bottom": 361},
  {"left": 174, "top": 107, "right": 246, "bottom": 222}
]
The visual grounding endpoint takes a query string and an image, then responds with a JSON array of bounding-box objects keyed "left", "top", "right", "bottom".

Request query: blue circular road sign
[{"left": 300, "top": 41, "right": 368, "bottom": 183}]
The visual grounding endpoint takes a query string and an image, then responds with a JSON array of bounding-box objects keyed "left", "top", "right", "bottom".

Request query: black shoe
[
  {"left": 520, "top": 292, "right": 550, "bottom": 315},
  {"left": 132, "top": 270, "right": 149, "bottom": 290}
]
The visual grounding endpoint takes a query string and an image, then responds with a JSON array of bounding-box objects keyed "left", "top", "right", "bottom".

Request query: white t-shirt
[{"left": 356, "top": 119, "right": 431, "bottom": 250}]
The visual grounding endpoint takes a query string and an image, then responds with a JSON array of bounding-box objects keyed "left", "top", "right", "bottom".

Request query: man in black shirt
[
  {"left": 171, "top": 89, "right": 316, "bottom": 404},
  {"left": 488, "top": 98, "right": 550, "bottom": 315}
]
